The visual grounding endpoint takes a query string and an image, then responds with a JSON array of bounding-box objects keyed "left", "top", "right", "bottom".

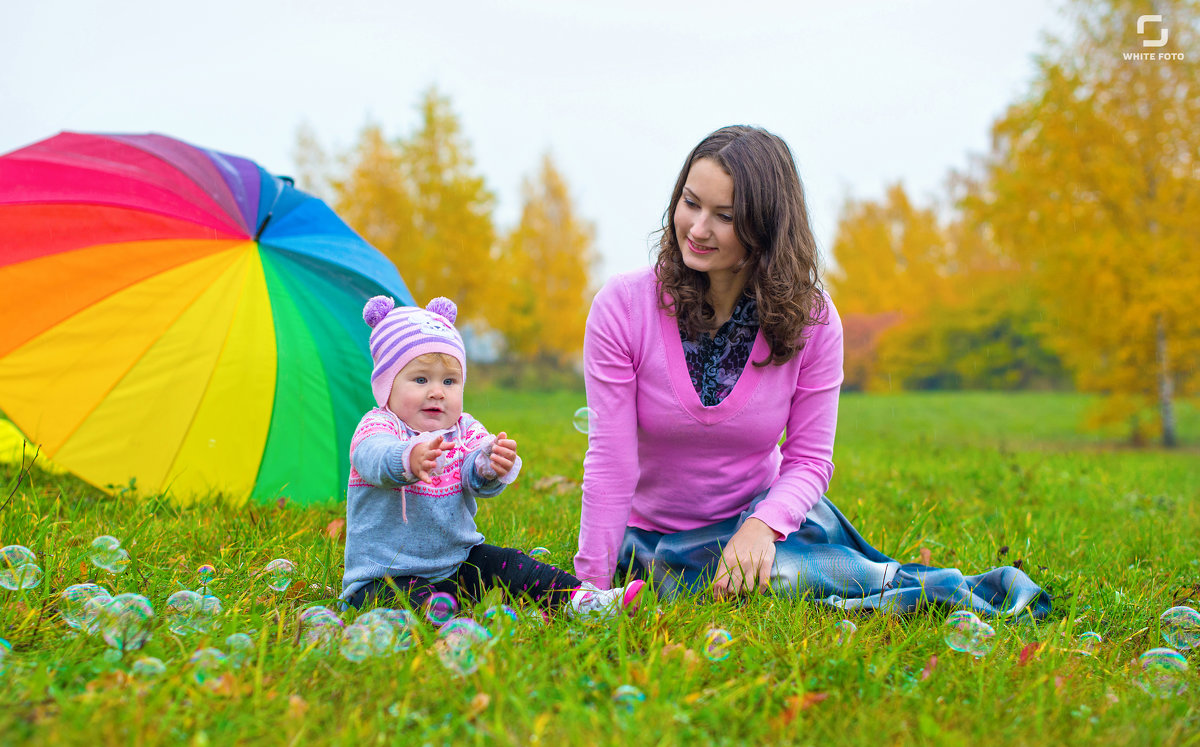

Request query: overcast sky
[{"left": 2, "top": 1, "right": 1073, "bottom": 283}]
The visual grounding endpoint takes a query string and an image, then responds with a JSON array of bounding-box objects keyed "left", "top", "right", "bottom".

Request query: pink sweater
[{"left": 573, "top": 266, "right": 844, "bottom": 587}]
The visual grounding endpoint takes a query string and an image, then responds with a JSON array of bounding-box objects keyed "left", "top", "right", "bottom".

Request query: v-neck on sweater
[{"left": 573, "top": 266, "right": 844, "bottom": 587}]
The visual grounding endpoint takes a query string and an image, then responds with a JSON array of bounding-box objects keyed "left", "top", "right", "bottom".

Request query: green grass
[{"left": 1, "top": 391, "right": 1198, "bottom": 745}]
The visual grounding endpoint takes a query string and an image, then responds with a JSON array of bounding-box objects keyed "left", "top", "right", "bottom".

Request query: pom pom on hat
[
  {"left": 425, "top": 297, "right": 457, "bottom": 324},
  {"left": 363, "top": 296, "right": 395, "bottom": 328}
]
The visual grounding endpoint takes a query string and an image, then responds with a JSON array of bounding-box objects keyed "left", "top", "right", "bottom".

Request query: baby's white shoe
[{"left": 569, "top": 580, "right": 646, "bottom": 620}]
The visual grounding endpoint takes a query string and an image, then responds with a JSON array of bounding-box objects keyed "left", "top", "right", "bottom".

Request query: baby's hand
[
  {"left": 489, "top": 432, "right": 519, "bottom": 480},
  {"left": 409, "top": 435, "right": 452, "bottom": 483}
]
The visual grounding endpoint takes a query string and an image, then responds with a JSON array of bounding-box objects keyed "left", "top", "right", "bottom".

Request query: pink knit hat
[{"left": 363, "top": 296, "right": 466, "bottom": 407}]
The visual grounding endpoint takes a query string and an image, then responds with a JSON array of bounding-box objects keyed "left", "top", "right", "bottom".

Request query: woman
[{"left": 574, "top": 126, "right": 1049, "bottom": 617}]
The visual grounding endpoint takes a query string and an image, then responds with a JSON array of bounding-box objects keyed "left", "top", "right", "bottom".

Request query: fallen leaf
[
  {"left": 920, "top": 654, "right": 938, "bottom": 681},
  {"left": 288, "top": 694, "right": 308, "bottom": 719},
  {"left": 919, "top": 547, "right": 932, "bottom": 566},
  {"left": 465, "top": 692, "right": 491, "bottom": 720},
  {"left": 1018, "top": 642, "right": 1041, "bottom": 667},
  {"left": 208, "top": 674, "right": 250, "bottom": 698},
  {"left": 324, "top": 518, "right": 346, "bottom": 542},
  {"left": 772, "top": 692, "right": 829, "bottom": 729},
  {"left": 662, "top": 644, "right": 699, "bottom": 667},
  {"left": 532, "top": 475, "right": 567, "bottom": 491}
]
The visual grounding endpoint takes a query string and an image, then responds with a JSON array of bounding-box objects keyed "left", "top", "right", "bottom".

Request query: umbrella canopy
[{"left": 0, "top": 132, "right": 412, "bottom": 504}]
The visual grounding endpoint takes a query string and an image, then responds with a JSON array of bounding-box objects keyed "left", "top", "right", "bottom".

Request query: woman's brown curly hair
[{"left": 655, "top": 125, "right": 827, "bottom": 366}]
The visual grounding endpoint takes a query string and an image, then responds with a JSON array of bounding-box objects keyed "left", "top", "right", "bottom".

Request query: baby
[{"left": 340, "top": 296, "right": 644, "bottom": 619}]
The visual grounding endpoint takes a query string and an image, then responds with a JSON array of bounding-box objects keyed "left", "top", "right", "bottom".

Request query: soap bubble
[
  {"left": 264, "top": 558, "right": 296, "bottom": 592},
  {"left": 1078, "top": 631, "right": 1103, "bottom": 655},
  {"left": 106, "top": 549, "right": 131, "bottom": 574},
  {"left": 834, "top": 619, "right": 858, "bottom": 645},
  {"left": 225, "top": 633, "right": 255, "bottom": 668},
  {"left": 1159, "top": 606, "right": 1200, "bottom": 651},
  {"left": 194, "top": 594, "right": 224, "bottom": 632},
  {"left": 440, "top": 618, "right": 493, "bottom": 646},
  {"left": 612, "top": 684, "right": 646, "bottom": 710},
  {"left": 131, "top": 657, "right": 166, "bottom": 678},
  {"left": 944, "top": 610, "right": 978, "bottom": 651},
  {"left": 703, "top": 627, "right": 734, "bottom": 661},
  {"left": 967, "top": 619, "right": 996, "bottom": 657},
  {"left": 340, "top": 624, "right": 373, "bottom": 663},
  {"left": 298, "top": 605, "right": 344, "bottom": 647},
  {"left": 89, "top": 536, "right": 130, "bottom": 574},
  {"left": 165, "top": 590, "right": 204, "bottom": 635},
  {"left": 572, "top": 407, "right": 596, "bottom": 434},
  {"left": 59, "top": 584, "right": 110, "bottom": 628},
  {"left": 358, "top": 608, "right": 417, "bottom": 653},
  {"left": 435, "top": 633, "right": 482, "bottom": 676},
  {"left": 101, "top": 593, "right": 155, "bottom": 651},
  {"left": 365, "top": 621, "right": 396, "bottom": 656},
  {"left": 0, "top": 638, "right": 10, "bottom": 673},
  {"left": 528, "top": 547, "right": 551, "bottom": 562},
  {"left": 196, "top": 564, "right": 216, "bottom": 586},
  {"left": 484, "top": 605, "right": 520, "bottom": 630},
  {"left": 189, "top": 647, "right": 228, "bottom": 686},
  {"left": 425, "top": 593, "right": 458, "bottom": 626},
  {"left": 435, "top": 618, "right": 493, "bottom": 675},
  {"left": 1139, "top": 647, "right": 1189, "bottom": 697},
  {"left": 0, "top": 545, "right": 41, "bottom": 590},
  {"left": 89, "top": 535, "right": 120, "bottom": 563},
  {"left": 82, "top": 593, "right": 115, "bottom": 635},
  {"left": 105, "top": 549, "right": 131, "bottom": 574}
]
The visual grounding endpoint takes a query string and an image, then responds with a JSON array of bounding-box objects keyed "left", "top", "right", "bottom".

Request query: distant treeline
[{"left": 827, "top": 0, "right": 1199, "bottom": 446}]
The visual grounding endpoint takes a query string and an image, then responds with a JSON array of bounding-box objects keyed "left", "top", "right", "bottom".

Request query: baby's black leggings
[{"left": 346, "top": 543, "right": 581, "bottom": 610}]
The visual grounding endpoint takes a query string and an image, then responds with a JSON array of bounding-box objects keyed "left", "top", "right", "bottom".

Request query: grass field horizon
[{"left": 1, "top": 390, "right": 1198, "bottom": 745}]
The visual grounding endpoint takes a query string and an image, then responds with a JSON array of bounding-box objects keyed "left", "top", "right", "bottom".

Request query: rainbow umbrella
[{"left": 0, "top": 132, "right": 412, "bottom": 504}]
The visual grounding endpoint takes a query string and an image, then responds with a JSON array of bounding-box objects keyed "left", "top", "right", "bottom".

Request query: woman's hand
[
  {"left": 409, "top": 436, "right": 450, "bottom": 483},
  {"left": 712, "top": 517, "right": 777, "bottom": 597},
  {"left": 489, "top": 432, "right": 518, "bottom": 480}
]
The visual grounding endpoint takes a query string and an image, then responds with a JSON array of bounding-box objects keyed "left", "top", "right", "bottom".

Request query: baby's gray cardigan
[{"left": 341, "top": 413, "right": 505, "bottom": 602}]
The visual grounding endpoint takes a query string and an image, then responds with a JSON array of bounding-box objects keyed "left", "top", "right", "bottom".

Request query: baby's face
[{"left": 387, "top": 357, "right": 463, "bottom": 432}]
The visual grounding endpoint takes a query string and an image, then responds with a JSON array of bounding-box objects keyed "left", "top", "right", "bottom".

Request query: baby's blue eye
[
  {"left": 443, "top": 378, "right": 456, "bottom": 386},
  {"left": 415, "top": 376, "right": 427, "bottom": 384}
]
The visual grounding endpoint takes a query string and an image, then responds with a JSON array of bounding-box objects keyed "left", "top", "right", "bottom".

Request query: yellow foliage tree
[
  {"left": 495, "top": 154, "right": 597, "bottom": 365},
  {"left": 327, "top": 88, "right": 498, "bottom": 329},
  {"left": 968, "top": 0, "right": 1200, "bottom": 445},
  {"left": 826, "top": 183, "right": 950, "bottom": 319}
]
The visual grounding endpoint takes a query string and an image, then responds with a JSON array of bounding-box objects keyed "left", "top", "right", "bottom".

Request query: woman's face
[{"left": 674, "top": 158, "right": 748, "bottom": 282}]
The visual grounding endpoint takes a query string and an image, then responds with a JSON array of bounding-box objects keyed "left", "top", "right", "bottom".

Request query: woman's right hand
[{"left": 712, "top": 517, "right": 778, "bottom": 597}]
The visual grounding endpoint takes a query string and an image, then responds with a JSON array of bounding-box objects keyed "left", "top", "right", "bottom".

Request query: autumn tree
[
  {"left": 826, "top": 183, "right": 950, "bottom": 319},
  {"left": 968, "top": 0, "right": 1200, "bottom": 445},
  {"left": 829, "top": 181, "right": 1065, "bottom": 391},
  {"left": 494, "top": 154, "right": 597, "bottom": 366},
  {"left": 326, "top": 88, "right": 498, "bottom": 329}
]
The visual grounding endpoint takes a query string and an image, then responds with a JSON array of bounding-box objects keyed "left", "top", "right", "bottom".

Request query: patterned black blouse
[{"left": 679, "top": 295, "right": 759, "bottom": 406}]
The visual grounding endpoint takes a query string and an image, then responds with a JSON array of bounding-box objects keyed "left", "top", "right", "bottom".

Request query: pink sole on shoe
[{"left": 621, "top": 580, "right": 646, "bottom": 613}]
